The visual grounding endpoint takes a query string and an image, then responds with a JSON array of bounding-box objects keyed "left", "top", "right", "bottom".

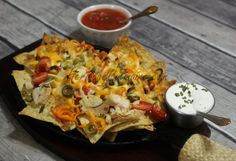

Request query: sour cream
[{"left": 165, "top": 82, "right": 215, "bottom": 115}]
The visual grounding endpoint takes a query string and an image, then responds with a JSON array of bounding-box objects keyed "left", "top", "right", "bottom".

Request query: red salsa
[{"left": 81, "top": 8, "right": 128, "bottom": 30}]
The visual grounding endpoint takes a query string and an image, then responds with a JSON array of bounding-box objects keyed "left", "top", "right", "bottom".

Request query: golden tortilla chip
[
  {"left": 108, "top": 112, "right": 153, "bottom": 133},
  {"left": 179, "top": 134, "right": 236, "bottom": 161},
  {"left": 12, "top": 70, "right": 33, "bottom": 92},
  {"left": 111, "top": 36, "right": 166, "bottom": 78}
]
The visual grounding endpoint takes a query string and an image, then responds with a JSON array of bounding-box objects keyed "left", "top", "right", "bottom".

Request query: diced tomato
[
  {"left": 32, "top": 72, "right": 48, "bottom": 86},
  {"left": 97, "top": 51, "right": 108, "bottom": 60},
  {"left": 73, "top": 96, "right": 81, "bottom": 105},
  {"left": 82, "top": 44, "right": 93, "bottom": 49},
  {"left": 148, "top": 105, "right": 168, "bottom": 121},
  {"left": 35, "top": 56, "right": 51, "bottom": 73},
  {"left": 132, "top": 101, "right": 168, "bottom": 121},
  {"left": 132, "top": 101, "right": 152, "bottom": 111},
  {"left": 82, "top": 86, "right": 90, "bottom": 95},
  {"left": 88, "top": 72, "right": 97, "bottom": 84}
]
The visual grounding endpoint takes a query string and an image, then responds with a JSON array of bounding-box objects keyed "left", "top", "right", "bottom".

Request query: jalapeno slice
[
  {"left": 62, "top": 85, "right": 75, "bottom": 98},
  {"left": 142, "top": 75, "right": 153, "bottom": 81},
  {"left": 84, "top": 123, "right": 97, "bottom": 135},
  {"left": 127, "top": 95, "right": 140, "bottom": 103}
]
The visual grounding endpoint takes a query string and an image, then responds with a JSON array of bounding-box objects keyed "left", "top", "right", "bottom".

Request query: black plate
[{"left": 0, "top": 39, "right": 211, "bottom": 160}]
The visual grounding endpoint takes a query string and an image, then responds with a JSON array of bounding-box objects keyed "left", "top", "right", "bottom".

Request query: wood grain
[
  {"left": 0, "top": 41, "right": 14, "bottom": 59},
  {"left": 118, "top": 0, "right": 236, "bottom": 58},
  {"left": 0, "top": 0, "right": 58, "bottom": 48},
  {"left": 220, "top": 0, "right": 236, "bottom": 7},
  {"left": 170, "top": 0, "right": 236, "bottom": 29}
]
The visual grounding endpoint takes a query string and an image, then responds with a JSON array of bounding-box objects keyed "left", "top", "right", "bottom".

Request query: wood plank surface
[
  {"left": 0, "top": 1, "right": 236, "bottom": 161},
  {"left": 0, "top": 40, "right": 15, "bottom": 60},
  {"left": 118, "top": 0, "right": 236, "bottom": 58},
  {"left": 220, "top": 0, "right": 236, "bottom": 7},
  {"left": 170, "top": 0, "right": 236, "bottom": 29},
  {"left": 0, "top": 0, "right": 58, "bottom": 48}
]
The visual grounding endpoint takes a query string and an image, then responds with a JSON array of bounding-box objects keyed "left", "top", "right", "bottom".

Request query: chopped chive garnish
[
  {"left": 188, "top": 91, "right": 191, "bottom": 97},
  {"left": 201, "top": 88, "right": 208, "bottom": 92},
  {"left": 175, "top": 93, "right": 180, "bottom": 97}
]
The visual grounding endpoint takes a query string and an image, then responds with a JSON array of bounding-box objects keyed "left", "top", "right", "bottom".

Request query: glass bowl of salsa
[{"left": 77, "top": 4, "right": 132, "bottom": 48}]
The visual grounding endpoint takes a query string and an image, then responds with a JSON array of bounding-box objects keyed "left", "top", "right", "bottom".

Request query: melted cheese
[
  {"left": 120, "top": 52, "right": 140, "bottom": 70},
  {"left": 39, "top": 51, "right": 63, "bottom": 66}
]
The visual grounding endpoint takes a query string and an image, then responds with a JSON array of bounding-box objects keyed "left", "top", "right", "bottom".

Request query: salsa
[{"left": 81, "top": 8, "right": 128, "bottom": 30}]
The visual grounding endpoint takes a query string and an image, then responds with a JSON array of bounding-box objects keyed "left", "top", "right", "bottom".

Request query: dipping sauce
[
  {"left": 165, "top": 82, "right": 214, "bottom": 115},
  {"left": 81, "top": 8, "right": 129, "bottom": 30}
]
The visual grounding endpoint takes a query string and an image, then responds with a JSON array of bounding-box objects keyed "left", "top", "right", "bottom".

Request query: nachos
[{"left": 12, "top": 34, "right": 175, "bottom": 143}]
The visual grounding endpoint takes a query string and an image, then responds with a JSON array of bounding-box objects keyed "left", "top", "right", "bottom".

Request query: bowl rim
[
  {"left": 165, "top": 82, "right": 215, "bottom": 116},
  {"left": 77, "top": 4, "right": 132, "bottom": 33}
]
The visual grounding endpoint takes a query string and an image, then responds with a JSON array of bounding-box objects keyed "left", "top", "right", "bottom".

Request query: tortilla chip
[
  {"left": 124, "top": 125, "right": 154, "bottom": 131},
  {"left": 108, "top": 112, "right": 153, "bottom": 133},
  {"left": 12, "top": 70, "right": 75, "bottom": 131},
  {"left": 179, "top": 134, "right": 236, "bottom": 161},
  {"left": 111, "top": 36, "right": 166, "bottom": 77},
  {"left": 12, "top": 70, "right": 33, "bottom": 92},
  {"left": 19, "top": 95, "right": 76, "bottom": 131},
  {"left": 76, "top": 115, "right": 139, "bottom": 144},
  {"left": 19, "top": 96, "right": 61, "bottom": 128},
  {"left": 13, "top": 50, "right": 36, "bottom": 66},
  {"left": 41, "top": 33, "right": 65, "bottom": 45}
]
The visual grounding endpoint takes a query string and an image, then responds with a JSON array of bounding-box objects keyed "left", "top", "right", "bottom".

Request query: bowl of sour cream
[{"left": 165, "top": 82, "right": 215, "bottom": 128}]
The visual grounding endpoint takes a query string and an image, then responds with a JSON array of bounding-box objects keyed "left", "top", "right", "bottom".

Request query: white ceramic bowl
[{"left": 77, "top": 4, "right": 132, "bottom": 48}]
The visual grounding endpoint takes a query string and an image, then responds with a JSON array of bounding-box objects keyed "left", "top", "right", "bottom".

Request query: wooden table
[{"left": 0, "top": 0, "right": 236, "bottom": 160}]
